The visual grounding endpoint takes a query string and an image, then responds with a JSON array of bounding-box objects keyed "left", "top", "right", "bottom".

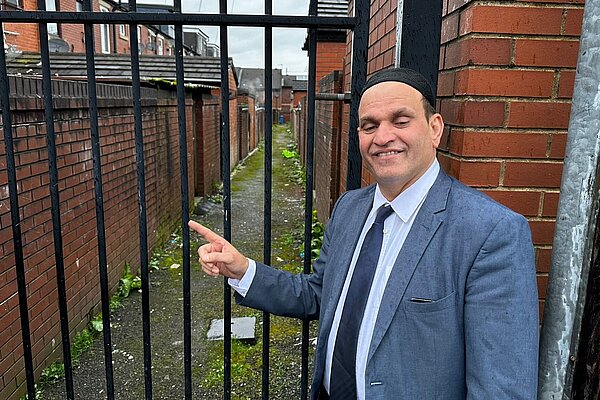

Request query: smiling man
[{"left": 189, "top": 67, "right": 539, "bottom": 399}]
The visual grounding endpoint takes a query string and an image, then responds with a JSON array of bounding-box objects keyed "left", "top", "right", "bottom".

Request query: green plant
[
  {"left": 310, "top": 210, "right": 325, "bottom": 258},
  {"left": 280, "top": 143, "right": 305, "bottom": 185},
  {"left": 39, "top": 363, "right": 64, "bottom": 384},
  {"left": 281, "top": 148, "right": 298, "bottom": 159},
  {"left": 117, "top": 263, "right": 142, "bottom": 299}
]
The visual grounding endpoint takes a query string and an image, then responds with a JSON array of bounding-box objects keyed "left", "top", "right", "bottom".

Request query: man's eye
[
  {"left": 362, "top": 125, "right": 376, "bottom": 133},
  {"left": 393, "top": 119, "right": 409, "bottom": 126}
]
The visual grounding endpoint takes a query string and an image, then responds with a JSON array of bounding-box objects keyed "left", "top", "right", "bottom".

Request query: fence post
[{"left": 537, "top": 0, "right": 600, "bottom": 397}]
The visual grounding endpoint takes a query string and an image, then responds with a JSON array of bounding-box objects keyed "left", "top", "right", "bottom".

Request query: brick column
[{"left": 438, "top": 0, "right": 584, "bottom": 315}]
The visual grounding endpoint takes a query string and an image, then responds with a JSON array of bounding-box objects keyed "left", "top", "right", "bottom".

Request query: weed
[
  {"left": 280, "top": 143, "right": 305, "bottom": 186},
  {"left": 309, "top": 210, "right": 324, "bottom": 259}
]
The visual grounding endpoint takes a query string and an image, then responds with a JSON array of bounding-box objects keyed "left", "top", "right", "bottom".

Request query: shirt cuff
[{"left": 228, "top": 258, "right": 256, "bottom": 297}]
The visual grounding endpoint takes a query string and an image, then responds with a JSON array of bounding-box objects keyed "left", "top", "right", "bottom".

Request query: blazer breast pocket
[{"left": 403, "top": 291, "right": 457, "bottom": 313}]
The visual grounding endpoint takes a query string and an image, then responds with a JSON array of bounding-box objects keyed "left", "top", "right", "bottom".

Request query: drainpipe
[{"left": 537, "top": 0, "right": 600, "bottom": 398}]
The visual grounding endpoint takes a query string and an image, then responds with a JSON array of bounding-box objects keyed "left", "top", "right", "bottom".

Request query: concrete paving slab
[{"left": 207, "top": 317, "right": 256, "bottom": 342}]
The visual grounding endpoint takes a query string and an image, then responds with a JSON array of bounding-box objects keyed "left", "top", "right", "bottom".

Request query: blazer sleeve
[
  {"left": 234, "top": 191, "right": 347, "bottom": 320},
  {"left": 464, "top": 212, "right": 539, "bottom": 399}
]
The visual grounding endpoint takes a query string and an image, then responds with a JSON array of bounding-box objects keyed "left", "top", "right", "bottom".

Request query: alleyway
[{"left": 41, "top": 125, "right": 317, "bottom": 399}]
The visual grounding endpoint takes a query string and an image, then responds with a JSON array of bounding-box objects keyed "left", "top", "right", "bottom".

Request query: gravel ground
[{"left": 40, "top": 125, "right": 317, "bottom": 399}]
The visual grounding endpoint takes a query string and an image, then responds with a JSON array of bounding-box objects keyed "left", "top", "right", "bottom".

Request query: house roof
[
  {"left": 5, "top": 52, "right": 233, "bottom": 87},
  {"left": 292, "top": 79, "right": 308, "bottom": 91},
  {"left": 236, "top": 67, "right": 283, "bottom": 93},
  {"left": 282, "top": 75, "right": 296, "bottom": 87}
]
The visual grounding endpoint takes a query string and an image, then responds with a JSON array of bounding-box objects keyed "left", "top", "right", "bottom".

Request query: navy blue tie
[{"left": 329, "top": 205, "right": 394, "bottom": 399}]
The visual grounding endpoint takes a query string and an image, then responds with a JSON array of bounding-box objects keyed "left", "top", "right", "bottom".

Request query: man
[{"left": 189, "top": 67, "right": 539, "bottom": 399}]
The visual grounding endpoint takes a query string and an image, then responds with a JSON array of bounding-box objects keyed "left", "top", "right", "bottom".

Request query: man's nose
[{"left": 373, "top": 122, "right": 396, "bottom": 145}]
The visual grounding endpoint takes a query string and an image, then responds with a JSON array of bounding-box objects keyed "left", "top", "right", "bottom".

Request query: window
[
  {"left": 147, "top": 31, "right": 156, "bottom": 53},
  {"left": 137, "top": 27, "right": 143, "bottom": 53},
  {"left": 76, "top": 0, "right": 82, "bottom": 12},
  {"left": 45, "top": 0, "right": 58, "bottom": 35},
  {"left": 100, "top": 6, "right": 110, "bottom": 53},
  {"left": 0, "top": 0, "right": 21, "bottom": 11},
  {"left": 119, "top": 24, "right": 127, "bottom": 38},
  {"left": 157, "top": 38, "right": 164, "bottom": 55}
]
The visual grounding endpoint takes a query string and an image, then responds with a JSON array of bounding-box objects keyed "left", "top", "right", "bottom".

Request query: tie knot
[{"left": 375, "top": 205, "right": 393, "bottom": 224}]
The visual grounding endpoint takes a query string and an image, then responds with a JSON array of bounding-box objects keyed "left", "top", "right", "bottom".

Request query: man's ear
[{"left": 429, "top": 113, "right": 444, "bottom": 148}]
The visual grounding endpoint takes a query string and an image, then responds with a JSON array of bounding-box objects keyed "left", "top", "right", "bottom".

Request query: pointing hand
[{"left": 188, "top": 220, "right": 249, "bottom": 280}]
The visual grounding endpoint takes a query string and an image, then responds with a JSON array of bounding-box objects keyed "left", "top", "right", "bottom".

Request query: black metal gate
[{"left": 0, "top": 0, "right": 370, "bottom": 399}]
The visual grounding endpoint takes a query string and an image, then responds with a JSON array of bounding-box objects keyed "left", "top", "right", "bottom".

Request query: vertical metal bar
[
  {"left": 346, "top": 0, "right": 370, "bottom": 190},
  {"left": 172, "top": 1, "right": 192, "bottom": 399},
  {"left": 219, "top": 0, "right": 232, "bottom": 398},
  {"left": 128, "top": 1, "right": 153, "bottom": 398},
  {"left": 301, "top": 1, "right": 318, "bottom": 398},
  {"left": 0, "top": 24, "right": 37, "bottom": 400},
  {"left": 36, "top": 0, "right": 74, "bottom": 397},
  {"left": 394, "top": 0, "right": 443, "bottom": 93},
  {"left": 262, "top": 0, "right": 273, "bottom": 398},
  {"left": 538, "top": 0, "right": 600, "bottom": 397},
  {"left": 82, "top": 0, "right": 115, "bottom": 397}
]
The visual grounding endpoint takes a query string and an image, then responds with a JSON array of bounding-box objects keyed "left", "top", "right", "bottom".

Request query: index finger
[{"left": 188, "top": 220, "right": 223, "bottom": 243}]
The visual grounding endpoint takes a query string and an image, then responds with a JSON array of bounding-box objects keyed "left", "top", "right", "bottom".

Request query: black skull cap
[{"left": 361, "top": 67, "right": 435, "bottom": 107}]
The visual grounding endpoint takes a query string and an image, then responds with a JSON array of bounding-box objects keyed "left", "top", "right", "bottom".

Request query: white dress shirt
[{"left": 230, "top": 160, "right": 440, "bottom": 399}]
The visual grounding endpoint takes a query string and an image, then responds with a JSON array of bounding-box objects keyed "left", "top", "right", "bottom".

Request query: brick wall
[
  {"left": 296, "top": 96, "right": 309, "bottom": 165},
  {"left": 229, "top": 96, "right": 239, "bottom": 169},
  {"left": 235, "top": 93, "right": 258, "bottom": 161},
  {"left": 0, "top": 76, "right": 194, "bottom": 400},
  {"left": 437, "top": 0, "right": 584, "bottom": 317},
  {"left": 237, "top": 104, "right": 250, "bottom": 161},
  {"left": 316, "top": 41, "right": 346, "bottom": 85},
  {"left": 314, "top": 71, "right": 344, "bottom": 222},
  {"left": 246, "top": 96, "right": 257, "bottom": 150},
  {"left": 280, "top": 87, "right": 290, "bottom": 123},
  {"left": 3, "top": 0, "right": 41, "bottom": 52},
  {"left": 193, "top": 93, "right": 221, "bottom": 197}
]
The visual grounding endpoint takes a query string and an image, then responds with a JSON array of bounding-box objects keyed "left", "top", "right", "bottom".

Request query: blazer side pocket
[{"left": 403, "top": 291, "right": 457, "bottom": 313}]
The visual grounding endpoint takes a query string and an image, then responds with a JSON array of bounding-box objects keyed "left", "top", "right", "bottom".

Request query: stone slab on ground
[{"left": 207, "top": 317, "right": 256, "bottom": 342}]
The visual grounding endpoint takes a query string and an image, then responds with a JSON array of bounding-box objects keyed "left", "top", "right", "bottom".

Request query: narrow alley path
[{"left": 41, "top": 125, "right": 316, "bottom": 399}]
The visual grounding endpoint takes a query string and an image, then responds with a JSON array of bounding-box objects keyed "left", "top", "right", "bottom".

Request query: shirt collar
[{"left": 372, "top": 159, "right": 440, "bottom": 223}]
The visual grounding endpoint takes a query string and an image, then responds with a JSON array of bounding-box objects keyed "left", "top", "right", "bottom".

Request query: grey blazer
[{"left": 238, "top": 169, "right": 539, "bottom": 399}]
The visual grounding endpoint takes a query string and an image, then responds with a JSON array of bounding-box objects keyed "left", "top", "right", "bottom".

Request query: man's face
[{"left": 358, "top": 81, "right": 443, "bottom": 200}]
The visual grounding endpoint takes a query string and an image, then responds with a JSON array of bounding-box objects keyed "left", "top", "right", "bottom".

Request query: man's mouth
[{"left": 375, "top": 150, "right": 403, "bottom": 157}]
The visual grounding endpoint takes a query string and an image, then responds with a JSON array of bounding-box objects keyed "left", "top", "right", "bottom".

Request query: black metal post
[
  {"left": 128, "top": 1, "right": 153, "bottom": 398},
  {"left": 395, "top": 0, "right": 443, "bottom": 93},
  {"left": 173, "top": 1, "right": 192, "bottom": 399},
  {"left": 262, "top": 0, "right": 273, "bottom": 398},
  {"left": 346, "top": 0, "right": 370, "bottom": 190},
  {"left": 36, "top": 1, "right": 74, "bottom": 398},
  {"left": 301, "top": 1, "right": 318, "bottom": 398},
  {"left": 0, "top": 23, "right": 37, "bottom": 400},
  {"left": 82, "top": 1, "right": 115, "bottom": 398},
  {"left": 218, "top": 1, "right": 233, "bottom": 399}
]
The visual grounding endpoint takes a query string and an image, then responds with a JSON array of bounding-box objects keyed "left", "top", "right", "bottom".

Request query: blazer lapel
[{"left": 367, "top": 171, "right": 452, "bottom": 363}]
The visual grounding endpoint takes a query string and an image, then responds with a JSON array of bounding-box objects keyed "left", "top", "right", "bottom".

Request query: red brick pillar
[{"left": 438, "top": 0, "right": 584, "bottom": 315}]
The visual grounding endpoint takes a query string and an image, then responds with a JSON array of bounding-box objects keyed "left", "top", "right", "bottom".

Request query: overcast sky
[{"left": 142, "top": 0, "right": 310, "bottom": 76}]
